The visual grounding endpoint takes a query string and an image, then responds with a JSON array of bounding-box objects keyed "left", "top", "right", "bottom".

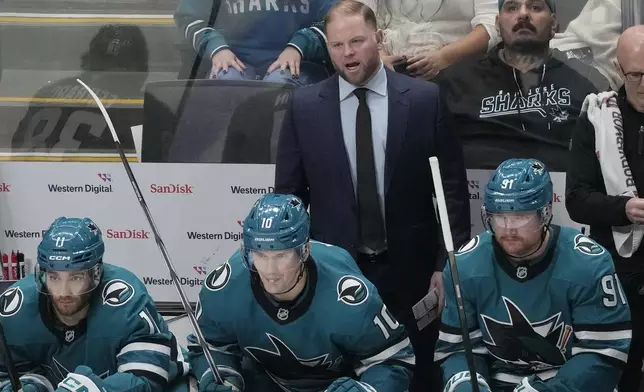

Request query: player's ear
[{"left": 302, "top": 242, "right": 311, "bottom": 260}]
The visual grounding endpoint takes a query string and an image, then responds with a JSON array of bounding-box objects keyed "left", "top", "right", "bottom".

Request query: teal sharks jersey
[
  {"left": 435, "top": 226, "right": 632, "bottom": 392},
  {"left": 188, "top": 241, "right": 415, "bottom": 392},
  {"left": 0, "top": 263, "right": 188, "bottom": 392}
]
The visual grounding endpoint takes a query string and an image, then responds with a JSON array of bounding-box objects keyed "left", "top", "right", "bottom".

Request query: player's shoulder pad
[
  {"left": 452, "top": 232, "right": 496, "bottom": 278},
  {"left": 99, "top": 263, "right": 150, "bottom": 310},
  {"left": 555, "top": 226, "right": 614, "bottom": 275},
  {"left": 201, "top": 249, "right": 246, "bottom": 295},
  {"left": 310, "top": 240, "right": 361, "bottom": 275},
  {"left": 0, "top": 276, "right": 39, "bottom": 318}
]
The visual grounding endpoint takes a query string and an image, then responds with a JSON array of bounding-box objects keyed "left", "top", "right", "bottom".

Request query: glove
[
  {"left": 198, "top": 367, "right": 244, "bottom": 392},
  {"left": 0, "top": 379, "right": 42, "bottom": 392},
  {"left": 325, "top": 377, "right": 376, "bottom": 392},
  {"left": 444, "top": 371, "right": 492, "bottom": 392},
  {"left": 56, "top": 366, "right": 107, "bottom": 392}
]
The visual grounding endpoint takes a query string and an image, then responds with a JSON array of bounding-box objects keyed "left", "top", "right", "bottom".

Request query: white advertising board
[{"left": 0, "top": 162, "right": 584, "bottom": 303}]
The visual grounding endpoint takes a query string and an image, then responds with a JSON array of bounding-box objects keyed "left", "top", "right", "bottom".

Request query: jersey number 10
[{"left": 373, "top": 304, "right": 400, "bottom": 339}]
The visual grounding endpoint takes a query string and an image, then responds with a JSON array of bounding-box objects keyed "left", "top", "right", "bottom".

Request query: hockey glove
[
  {"left": 56, "top": 365, "right": 108, "bottom": 392},
  {"left": 198, "top": 367, "right": 244, "bottom": 392},
  {"left": 444, "top": 371, "right": 491, "bottom": 392},
  {"left": 0, "top": 374, "right": 53, "bottom": 392},
  {"left": 325, "top": 377, "right": 376, "bottom": 392}
]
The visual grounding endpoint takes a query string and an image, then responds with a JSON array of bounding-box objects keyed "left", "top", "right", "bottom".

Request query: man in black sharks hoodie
[{"left": 435, "top": 0, "right": 609, "bottom": 172}]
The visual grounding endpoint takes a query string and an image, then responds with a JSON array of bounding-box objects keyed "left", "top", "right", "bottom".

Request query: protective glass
[{"left": 35, "top": 264, "right": 102, "bottom": 296}]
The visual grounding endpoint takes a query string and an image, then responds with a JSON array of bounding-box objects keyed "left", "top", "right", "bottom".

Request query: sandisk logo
[
  {"left": 106, "top": 229, "right": 150, "bottom": 239},
  {"left": 150, "top": 184, "right": 194, "bottom": 194},
  {"left": 0, "top": 183, "right": 11, "bottom": 192},
  {"left": 49, "top": 255, "right": 71, "bottom": 261}
]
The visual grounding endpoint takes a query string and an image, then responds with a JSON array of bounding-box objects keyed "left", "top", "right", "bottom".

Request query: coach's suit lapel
[
  {"left": 318, "top": 75, "right": 357, "bottom": 202},
  {"left": 384, "top": 70, "right": 410, "bottom": 195}
]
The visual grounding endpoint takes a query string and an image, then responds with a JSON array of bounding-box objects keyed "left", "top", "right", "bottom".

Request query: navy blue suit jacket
[{"left": 275, "top": 69, "right": 470, "bottom": 302}]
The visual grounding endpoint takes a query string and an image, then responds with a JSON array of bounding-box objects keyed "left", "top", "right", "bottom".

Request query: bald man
[{"left": 566, "top": 25, "right": 644, "bottom": 392}]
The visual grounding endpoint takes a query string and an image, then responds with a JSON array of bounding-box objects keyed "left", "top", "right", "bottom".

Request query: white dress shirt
[{"left": 338, "top": 62, "right": 389, "bottom": 223}]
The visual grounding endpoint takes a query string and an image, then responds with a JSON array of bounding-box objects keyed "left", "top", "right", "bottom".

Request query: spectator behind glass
[
  {"left": 434, "top": 0, "right": 609, "bottom": 172},
  {"left": 368, "top": 0, "right": 501, "bottom": 80},
  {"left": 551, "top": 0, "right": 622, "bottom": 90},
  {"left": 174, "top": 0, "right": 334, "bottom": 86},
  {"left": 566, "top": 25, "right": 644, "bottom": 392}
]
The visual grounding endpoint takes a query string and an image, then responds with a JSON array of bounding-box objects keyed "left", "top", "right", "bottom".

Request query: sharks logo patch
[
  {"left": 245, "top": 333, "right": 341, "bottom": 381},
  {"left": 102, "top": 279, "right": 135, "bottom": 307},
  {"left": 337, "top": 276, "right": 369, "bottom": 306},
  {"left": 573, "top": 234, "right": 604, "bottom": 256},
  {"left": 205, "top": 262, "right": 231, "bottom": 291},
  {"left": 456, "top": 236, "right": 480, "bottom": 255},
  {"left": 0, "top": 287, "right": 23, "bottom": 317},
  {"left": 481, "top": 297, "right": 572, "bottom": 372}
]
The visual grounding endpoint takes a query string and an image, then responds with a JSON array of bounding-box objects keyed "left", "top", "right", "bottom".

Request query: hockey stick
[
  {"left": 428, "top": 156, "right": 480, "bottom": 392},
  {"left": 0, "top": 321, "right": 22, "bottom": 392},
  {"left": 76, "top": 79, "right": 224, "bottom": 385}
]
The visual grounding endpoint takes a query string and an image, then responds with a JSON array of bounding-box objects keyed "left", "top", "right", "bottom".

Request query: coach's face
[
  {"left": 497, "top": 0, "right": 556, "bottom": 54},
  {"left": 326, "top": 13, "right": 382, "bottom": 86}
]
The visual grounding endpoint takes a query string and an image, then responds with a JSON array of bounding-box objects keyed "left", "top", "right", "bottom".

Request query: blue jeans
[{"left": 212, "top": 61, "right": 328, "bottom": 87}]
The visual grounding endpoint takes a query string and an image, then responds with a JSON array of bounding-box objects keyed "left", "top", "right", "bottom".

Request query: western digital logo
[
  {"left": 142, "top": 277, "right": 203, "bottom": 288},
  {"left": 186, "top": 231, "right": 242, "bottom": 241},
  {"left": 48, "top": 184, "right": 113, "bottom": 194},
  {"left": 5, "top": 229, "right": 46, "bottom": 239},
  {"left": 106, "top": 229, "right": 150, "bottom": 239},
  {"left": 230, "top": 186, "right": 274, "bottom": 195}
]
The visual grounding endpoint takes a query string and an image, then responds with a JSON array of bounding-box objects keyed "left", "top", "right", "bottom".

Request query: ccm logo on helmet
[{"left": 49, "top": 255, "right": 71, "bottom": 261}]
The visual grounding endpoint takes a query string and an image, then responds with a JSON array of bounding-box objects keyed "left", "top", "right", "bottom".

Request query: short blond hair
[{"left": 324, "top": 0, "right": 378, "bottom": 31}]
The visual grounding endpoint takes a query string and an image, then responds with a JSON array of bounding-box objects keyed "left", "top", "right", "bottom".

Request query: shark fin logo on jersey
[
  {"left": 0, "top": 287, "right": 23, "bottom": 317},
  {"left": 102, "top": 279, "right": 135, "bottom": 307},
  {"left": 245, "top": 333, "right": 339, "bottom": 380},
  {"left": 205, "top": 262, "right": 231, "bottom": 291},
  {"left": 195, "top": 298, "right": 203, "bottom": 320},
  {"left": 456, "top": 236, "right": 479, "bottom": 255},
  {"left": 573, "top": 234, "right": 604, "bottom": 256},
  {"left": 481, "top": 297, "right": 570, "bottom": 372},
  {"left": 337, "top": 276, "right": 369, "bottom": 306}
]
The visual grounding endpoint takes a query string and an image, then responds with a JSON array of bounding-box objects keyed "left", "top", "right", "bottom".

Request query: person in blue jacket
[{"left": 174, "top": 0, "right": 334, "bottom": 85}]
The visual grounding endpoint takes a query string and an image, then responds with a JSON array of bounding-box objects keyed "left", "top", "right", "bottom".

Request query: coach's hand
[
  {"left": 199, "top": 368, "right": 244, "bottom": 392},
  {"left": 325, "top": 377, "right": 375, "bottom": 392},
  {"left": 430, "top": 271, "right": 445, "bottom": 315},
  {"left": 626, "top": 197, "right": 644, "bottom": 224}
]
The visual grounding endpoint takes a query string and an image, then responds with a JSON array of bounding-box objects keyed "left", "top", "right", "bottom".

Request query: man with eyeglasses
[{"left": 566, "top": 25, "right": 644, "bottom": 392}]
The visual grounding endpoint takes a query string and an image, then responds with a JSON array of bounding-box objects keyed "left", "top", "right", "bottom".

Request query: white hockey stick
[
  {"left": 76, "top": 79, "right": 224, "bottom": 385},
  {"left": 429, "top": 156, "right": 480, "bottom": 392}
]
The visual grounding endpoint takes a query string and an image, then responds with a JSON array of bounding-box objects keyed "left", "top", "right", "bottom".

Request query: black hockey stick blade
[
  {"left": 0, "top": 321, "right": 21, "bottom": 392},
  {"left": 76, "top": 78, "right": 224, "bottom": 385}
]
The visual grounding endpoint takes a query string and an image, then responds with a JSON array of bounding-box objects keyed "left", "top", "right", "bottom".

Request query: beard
[
  {"left": 502, "top": 20, "right": 551, "bottom": 56},
  {"left": 52, "top": 294, "right": 89, "bottom": 317}
]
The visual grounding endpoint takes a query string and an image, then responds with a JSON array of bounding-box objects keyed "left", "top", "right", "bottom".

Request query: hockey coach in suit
[{"left": 274, "top": 0, "right": 471, "bottom": 390}]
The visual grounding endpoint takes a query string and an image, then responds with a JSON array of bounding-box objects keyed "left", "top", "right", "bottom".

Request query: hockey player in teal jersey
[
  {"left": 187, "top": 193, "right": 415, "bottom": 392},
  {"left": 434, "top": 158, "right": 632, "bottom": 392},
  {"left": 0, "top": 217, "right": 188, "bottom": 392}
]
